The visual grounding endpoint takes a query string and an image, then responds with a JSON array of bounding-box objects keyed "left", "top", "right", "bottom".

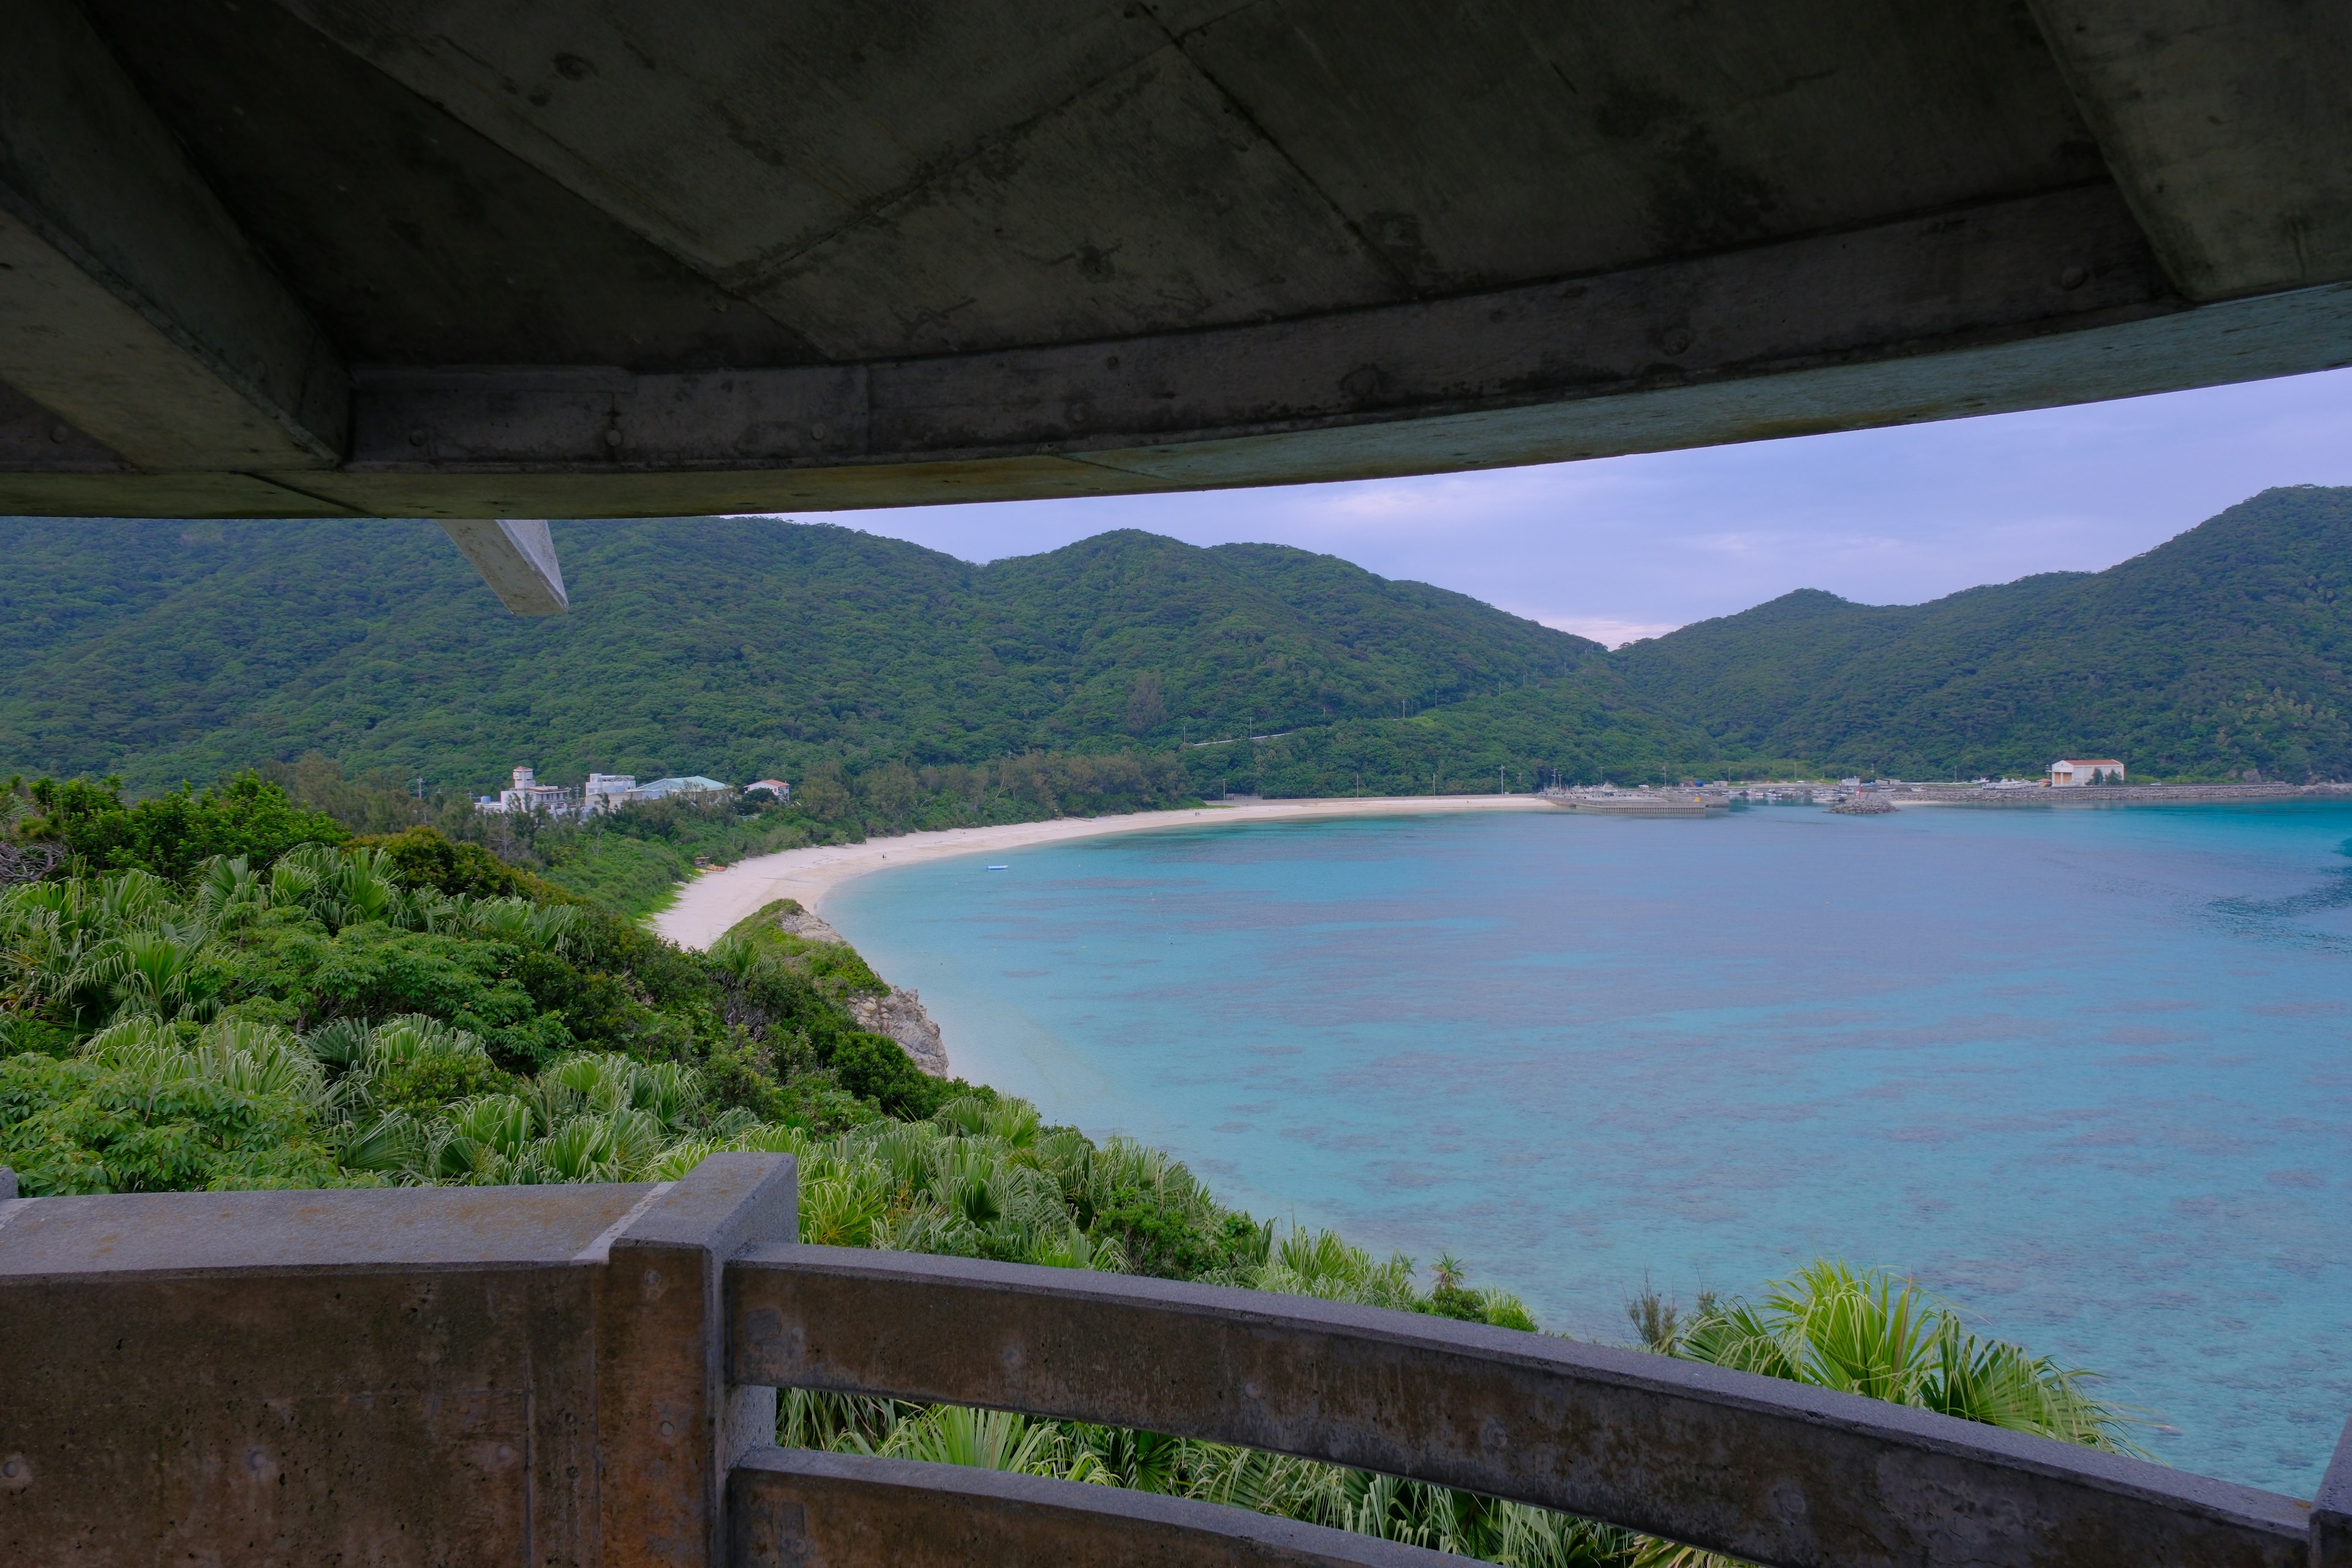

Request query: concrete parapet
[
  {"left": 0, "top": 1156, "right": 794, "bottom": 1568},
  {"left": 2, "top": 1162, "right": 2342, "bottom": 1567},
  {"left": 2316, "top": 1418, "right": 2352, "bottom": 1568}
]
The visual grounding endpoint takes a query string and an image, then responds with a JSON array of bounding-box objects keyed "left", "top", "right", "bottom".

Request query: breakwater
[
  {"left": 1542, "top": 786, "right": 1727, "bottom": 816},
  {"left": 1547, "top": 781, "right": 2352, "bottom": 815},
  {"left": 1895, "top": 781, "right": 2352, "bottom": 807}
]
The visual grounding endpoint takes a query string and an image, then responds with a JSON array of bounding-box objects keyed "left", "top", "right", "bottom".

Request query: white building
[
  {"left": 632, "top": 775, "right": 731, "bottom": 803},
  {"left": 484, "top": 767, "right": 736, "bottom": 816},
  {"left": 2048, "top": 758, "right": 2125, "bottom": 786},
  {"left": 477, "top": 765, "right": 575, "bottom": 815},
  {"left": 744, "top": 778, "right": 791, "bottom": 801},
  {"left": 582, "top": 772, "right": 638, "bottom": 815}
]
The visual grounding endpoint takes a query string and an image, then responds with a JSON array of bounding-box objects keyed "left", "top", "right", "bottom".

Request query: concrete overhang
[{"left": 4, "top": 0, "right": 2349, "bottom": 607}]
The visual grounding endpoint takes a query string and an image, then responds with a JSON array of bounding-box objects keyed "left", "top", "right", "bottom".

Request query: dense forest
[
  {"left": 0, "top": 516, "right": 1697, "bottom": 796},
  {"left": 1614, "top": 486, "right": 2352, "bottom": 780},
  {"left": 7, "top": 488, "right": 2351, "bottom": 804},
  {"left": 0, "top": 777, "right": 2146, "bottom": 1562}
]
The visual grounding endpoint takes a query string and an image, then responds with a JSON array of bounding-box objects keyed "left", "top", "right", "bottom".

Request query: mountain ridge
[
  {"left": 6, "top": 486, "right": 2351, "bottom": 791},
  {"left": 0, "top": 516, "right": 1662, "bottom": 793},
  {"left": 1613, "top": 486, "right": 2352, "bottom": 778}
]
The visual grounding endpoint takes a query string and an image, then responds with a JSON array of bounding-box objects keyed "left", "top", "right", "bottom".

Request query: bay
[{"left": 826, "top": 802, "right": 2352, "bottom": 1493}]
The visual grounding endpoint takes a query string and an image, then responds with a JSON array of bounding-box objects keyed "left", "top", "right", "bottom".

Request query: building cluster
[
  {"left": 475, "top": 765, "right": 789, "bottom": 817},
  {"left": 478, "top": 766, "right": 575, "bottom": 816}
]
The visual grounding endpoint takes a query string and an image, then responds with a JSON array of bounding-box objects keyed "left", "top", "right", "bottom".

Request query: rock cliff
[{"left": 772, "top": 903, "right": 950, "bottom": 1077}]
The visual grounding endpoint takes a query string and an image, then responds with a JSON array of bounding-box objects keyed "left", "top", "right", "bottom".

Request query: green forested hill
[
  {"left": 10, "top": 486, "right": 2352, "bottom": 795},
  {"left": 0, "top": 516, "right": 1700, "bottom": 794},
  {"left": 1613, "top": 486, "right": 2352, "bottom": 780}
]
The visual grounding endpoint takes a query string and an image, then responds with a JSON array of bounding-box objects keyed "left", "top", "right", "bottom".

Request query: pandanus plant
[
  {"left": 1672, "top": 1261, "right": 2145, "bottom": 1453},
  {"left": 1623, "top": 1262, "right": 2150, "bottom": 1568}
]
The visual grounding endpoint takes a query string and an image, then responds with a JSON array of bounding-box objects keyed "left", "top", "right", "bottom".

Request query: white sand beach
[{"left": 652, "top": 794, "right": 1555, "bottom": 949}]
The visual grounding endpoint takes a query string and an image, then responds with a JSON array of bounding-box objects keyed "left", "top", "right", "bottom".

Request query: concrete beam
[
  {"left": 2027, "top": 1, "right": 2352, "bottom": 300},
  {"left": 728, "top": 1245, "right": 2315, "bottom": 1568},
  {"left": 346, "top": 186, "right": 2170, "bottom": 473},
  {"left": 729, "top": 1447, "right": 1453, "bottom": 1568},
  {"left": 437, "top": 518, "right": 570, "bottom": 615},
  {"left": 0, "top": 0, "right": 347, "bottom": 469},
  {"left": 235, "top": 185, "right": 2342, "bottom": 519}
]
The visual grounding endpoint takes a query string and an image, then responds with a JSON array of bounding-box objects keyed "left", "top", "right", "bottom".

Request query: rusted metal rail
[{"left": 2, "top": 1155, "right": 2346, "bottom": 1568}]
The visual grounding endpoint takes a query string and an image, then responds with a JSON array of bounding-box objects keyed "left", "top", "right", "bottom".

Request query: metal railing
[{"left": 2, "top": 1154, "right": 2346, "bottom": 1568}]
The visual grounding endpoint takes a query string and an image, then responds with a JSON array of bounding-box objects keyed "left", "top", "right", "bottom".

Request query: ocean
[{"left": 825, "top": 801, "right": 2352, "bottom": 1494}]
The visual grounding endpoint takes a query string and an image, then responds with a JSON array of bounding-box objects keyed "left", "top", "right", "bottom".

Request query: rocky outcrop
[
  {"left": 760, "top": 900, "right": 951, "bottom": 1077},
  {"left": 773, "top": 905, "right": 848, "bottom": 944},
  {"left": 845, "top": 987, "right": 950, "bottom": 1077}
]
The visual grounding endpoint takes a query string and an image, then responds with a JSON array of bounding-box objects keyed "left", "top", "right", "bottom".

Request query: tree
[
  {"left": 794, "top": 763, "right": 859, "bottom": 828},
  {"left": 1125, "top": 672, "right": 1168, "bottom": 735},
  {"left": 13, "top": 774, "right": 347, "bottom": 883}
]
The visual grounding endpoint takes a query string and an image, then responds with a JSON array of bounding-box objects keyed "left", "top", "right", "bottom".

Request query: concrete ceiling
[{"left": 3, "top": 0, "right": 2349, "bottom": 606}]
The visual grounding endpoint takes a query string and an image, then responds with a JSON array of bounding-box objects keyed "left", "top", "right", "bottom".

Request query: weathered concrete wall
[
  {"left": 4, "top": 1163, "right": 2345, "bottom": 1568},
  {"left": 0, "top": 1156, "right": 794, "bottom": 1568}
]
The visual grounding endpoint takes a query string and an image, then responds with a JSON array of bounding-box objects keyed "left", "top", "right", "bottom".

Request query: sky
[{"left": 794, "top": 366, "right": 2352, "bottom": 648}]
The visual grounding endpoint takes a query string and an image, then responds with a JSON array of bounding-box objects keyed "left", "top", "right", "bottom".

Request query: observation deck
[{"left": 3, "top": 1155, "right": 2345, "bottom": 1567}]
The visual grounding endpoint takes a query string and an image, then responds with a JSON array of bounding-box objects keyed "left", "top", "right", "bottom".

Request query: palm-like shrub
[
  {"left": 2, "top": 871, "right": 187, "bottom": 1027},
  {"left": 1675, "top": 1261, "right": 2146, "bottom": 1455},
  {"left": 1257, "top": 1226, "right": 1423, "bottom": 1311},
  {"left": 1, "top": 1013, "right": 344, "bottom": 1193},
  {"left": 332, "top": 1048, "right": 714, "bottom": 1186},
  {"left": 80, "top": 1014, "right": 326, "bottom": 1106}
]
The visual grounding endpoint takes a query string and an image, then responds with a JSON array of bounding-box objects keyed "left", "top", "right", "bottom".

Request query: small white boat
[{"left": 986, "top": 864, "right": 1009, "bottom": 870}]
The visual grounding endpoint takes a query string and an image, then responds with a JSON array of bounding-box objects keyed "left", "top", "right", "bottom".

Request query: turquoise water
[{"left": 826, "top": 804, "right": 2352, "bottom": 1494}]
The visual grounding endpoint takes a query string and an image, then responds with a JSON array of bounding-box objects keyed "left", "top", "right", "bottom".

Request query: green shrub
[
  {"left": 350, "top": 825, "right": 553, "bottom": 900},
  {"left": 15, "top": 772, "right": 347, "bottom": 881},
  {"left": 829, "top": 1031, "right": 961, "bottom": 1119},
  {"left": 368, "top": 1052, "right": 518, "bottom": 1116},
  {"left": 0, "top": 1053, "right": 350, "bottom": 1195}
]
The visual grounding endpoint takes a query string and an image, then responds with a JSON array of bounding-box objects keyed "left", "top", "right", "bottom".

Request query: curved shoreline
[{"left": 651, "top": 794, "right": 1553, "bottom": 949}]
